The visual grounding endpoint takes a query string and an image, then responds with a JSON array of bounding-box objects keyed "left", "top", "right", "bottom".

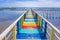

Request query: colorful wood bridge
[{"left": 0, "top": 9, "right": 60, "bottom": 40}]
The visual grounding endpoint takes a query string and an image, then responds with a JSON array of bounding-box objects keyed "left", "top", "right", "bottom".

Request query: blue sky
[
  {"left": 0, "top": 0, "right": 60, "bottom": 2},
  {"left": 0, "top": 0, "right": 60, "bottom": 7},
  {"left": 0, "top": 0, "right": 38, "bottom": 2}
]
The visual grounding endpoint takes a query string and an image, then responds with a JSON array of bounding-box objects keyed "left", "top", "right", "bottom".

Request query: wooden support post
[
  {"left": 22, "top": 16, "right": 24, "bottom": 24},
  {"left": 33, "top": 11, "right": 37, "bottom": 19},
  {"left": 40, "top": 18, "right": 43, "bottom": 31},
  {"left": 12, "top": 26, "right": 16, "bottom": 40},
  {"left": 37, "top": 16, "right": 41, "bottom": 26},
  {"left": 24, "top": 14, "right": 26, "bottom": 19},
  {"left": 36, "top": 13, "right": 37, "bottom": 19},
  {"left": 20, "top": 19, "right": 22, "bottom": 29},
  {"left": 26, "top": 10, "right": 29, "bottom": 14},
  {"left": 44, "top": 21, "right": 47, "bottom": 37},
  {"left": 26, "top": 10, "right": 29, "bottom": 18},
  {"left": 2, "top": 37, "right": 6, "bottom": 40},
  {"left": 50, "top": 28, "right": 55, "bottom": 40},
  {"left": 25, "top": 10, "right": 29, "bottom": 18},
  {"left": 33, "top": 11, "right": 35, "bottom": 16},
  {"left": 17, "top": 21, "right": 20, "bottom": 35}
]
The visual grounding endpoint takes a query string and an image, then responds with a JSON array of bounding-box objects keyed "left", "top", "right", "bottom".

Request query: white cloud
[{"left": 0, "top": 0, "right": 60, "bottom": 7}]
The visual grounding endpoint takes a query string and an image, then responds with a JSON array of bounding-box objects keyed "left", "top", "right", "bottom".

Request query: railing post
[
  {"left": 24, "top": 14, "right": 26, "bottom": 19},
  {"left": 37, "top": 16, "right": 40, "bottom": 27},
  {"left": 12, "top": 26, "right": 16, "bottom": 40},
  {"left": 50, "top": 28, "right": 55, "bottom": 40},
  {"left": 20, "top": 19, "right": 22, "bottom": 29},
  {"left": 17, "top": 21, "right": 20, "bottom": 35},
  {"left": 22, "top": 16, "right": 24, "bottom": 24},
  {"left": 26, "top": 10, "right": 29, "bottom": 14},
  {"left": 40, "top": 18, "right": 43, "bottom": 31},
  {"left": 35, "top": 13, "right": 37, "bottom": 19},
  {"left": 44, "top": 21, "right": 47, "bottom": 37}
]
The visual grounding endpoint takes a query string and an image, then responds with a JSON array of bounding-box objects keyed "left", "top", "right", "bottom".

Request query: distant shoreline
[{"left": 0, "top": 7, "right": 60, "bottom": 11}]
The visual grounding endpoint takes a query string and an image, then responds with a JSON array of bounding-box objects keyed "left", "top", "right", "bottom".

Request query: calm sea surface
[
  {"left": 0, "top": 10, "right": 60, "bottom": 34},
  {"left": 0, "top": 10, "right": 24, "bottom": 34}
]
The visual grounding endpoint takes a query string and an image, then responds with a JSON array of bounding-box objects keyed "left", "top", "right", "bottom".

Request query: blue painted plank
[
  {"left": 24, "top": 19, "right": 37, "bottom": 22},
  {"left": 19, "top": 29, "right": 43, "bottom": 34},
  {"left": 16, "top": 33, "right": 46, "bottom": 39}
]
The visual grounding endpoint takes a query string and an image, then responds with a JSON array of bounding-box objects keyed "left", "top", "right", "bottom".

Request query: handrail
[
  {"left": 0, "top": 10, "right": 60, "bottom": 40},
  {"left": 35, "top": 11, "right": 60, "bottom": 40},
  {"left": 0, "top": 11, "right": 26, "bottom": 40},
  {"left": 35, "top": 11, "right": 60, "bottom": 34}
]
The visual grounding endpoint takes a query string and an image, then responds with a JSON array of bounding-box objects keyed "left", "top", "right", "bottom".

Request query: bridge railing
[
  {"left": 0, "top": 10, "right": 60, "bottom": 40},
  {"left": 35, "top": 11, "right": 60, "bottom": 40},
  {"left": 0, "top": 11, "right": 27, "bottom": 40}
]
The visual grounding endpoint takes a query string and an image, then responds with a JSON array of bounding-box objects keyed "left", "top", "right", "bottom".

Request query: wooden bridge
[{"left": 0, "top": 9, "right": 60, "bottom": 40}]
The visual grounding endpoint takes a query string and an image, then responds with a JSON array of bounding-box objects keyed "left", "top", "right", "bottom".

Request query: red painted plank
[{"left": 22, "top": 26, "right": 40, "bottom": 29}]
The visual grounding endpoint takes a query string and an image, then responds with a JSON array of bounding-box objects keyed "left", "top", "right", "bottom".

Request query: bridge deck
[{"left": 0, "top": 9, "right": 60, "bottom": 40}]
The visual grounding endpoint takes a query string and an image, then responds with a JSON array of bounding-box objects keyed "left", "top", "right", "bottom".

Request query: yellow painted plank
[{"left": 23, "top": 22, "right": 39, "bottom": 26}]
